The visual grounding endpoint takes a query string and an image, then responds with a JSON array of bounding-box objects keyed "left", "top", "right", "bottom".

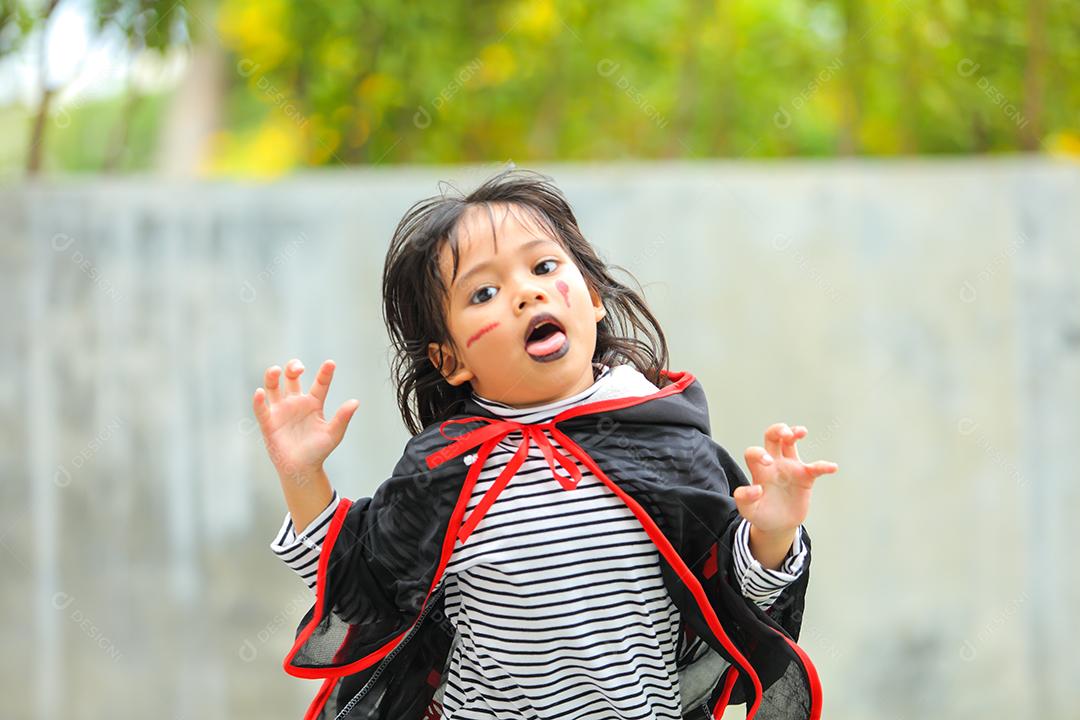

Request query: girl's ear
[
  {"left": 589, "top": 285, "right": 607, "bottom": 324},
  {"left": 427, "top": 341, "right": 475, "bottom": 386}
]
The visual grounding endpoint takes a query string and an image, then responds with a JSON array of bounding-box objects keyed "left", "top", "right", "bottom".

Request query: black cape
[{"left": 281, "top": 369, "right": 822, "bottom": 719}]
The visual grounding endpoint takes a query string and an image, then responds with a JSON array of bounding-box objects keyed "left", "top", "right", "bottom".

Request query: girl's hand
[
  {"left": 252, "top": 358, "right": 359, "bottom": 484},
  {"left": 733, "top": 423, "right": 838, "bottom": 534}
]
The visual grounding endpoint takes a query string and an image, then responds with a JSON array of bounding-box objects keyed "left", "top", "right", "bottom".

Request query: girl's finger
[
  {"left": 252, "top": 388, "right": 271, "bottom": 431},
  {"left": 781, "top": 425, "right": 806, "bottom": 462},
  {"left": 805, "top": 460, "right": 839, "bottom": 478},
  {"left": 732, "top": 484, "right": 763, "bottom": 519},
  {"left": 327, "top": 398, "right": 360, "bottom": 444},
  {"left": 284, "top": 358, "right": 304, "bottom": 395},
  {"left": 264, "top": 365, "right": 283, "bottom": 403},
  {"left": 745, "top": 446, "right": 774, "bottom": 467},
  {"left": 764, "top": 423, "right": 790, "bottom": 459},
  {"left": 308, "top": 359, "right": 335, "bottom": 405}
]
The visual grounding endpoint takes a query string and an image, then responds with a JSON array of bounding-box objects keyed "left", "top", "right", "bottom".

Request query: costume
[{"left": 276, "top": 367, "right": 820, "bottom": 719}]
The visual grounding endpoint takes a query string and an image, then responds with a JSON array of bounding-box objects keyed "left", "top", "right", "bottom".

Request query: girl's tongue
[{"left": 526, "top": 329, "right": 567, "bottom": 356}]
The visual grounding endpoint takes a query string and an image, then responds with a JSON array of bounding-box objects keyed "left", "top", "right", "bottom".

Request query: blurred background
[{"left": 2, "top": 1, "right": 1079, "bottom": 718}]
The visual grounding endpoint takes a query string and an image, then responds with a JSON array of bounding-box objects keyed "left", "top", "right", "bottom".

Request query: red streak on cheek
[
  {"left": 466, "top": 321, "right": 499, "bottom": 348},
  {"left": 556, "top": 280, "right": 570, "bottom": 308}
]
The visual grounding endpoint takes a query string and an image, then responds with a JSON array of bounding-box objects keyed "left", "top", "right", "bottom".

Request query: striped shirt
[{"left": 271, "top": 363, "right": 807, "bottom": 718}]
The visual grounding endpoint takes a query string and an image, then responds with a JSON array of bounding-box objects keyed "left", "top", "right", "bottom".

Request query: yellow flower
[
  {"left": 201, "top": 117, "right": 303, "bottom": 178},
  {"left": 1046, "top": 131, "right": 1080, "bottom": 157},
  {"left": 217, "top": 0, "right": 291, "bottom": 71},
  {"left": 477, "top": 44, "right": 516, "bottom": 87},
  {"left": 514, "top": 0, "right": 558, "bottom": 40}
]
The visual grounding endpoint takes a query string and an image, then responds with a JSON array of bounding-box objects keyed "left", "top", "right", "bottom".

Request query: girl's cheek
[
  {"left": 556, "top": 280, "right": 570, "bottom": 308},
  {"left": 466, "top": 321, "right": 500, "bottom": 348}
]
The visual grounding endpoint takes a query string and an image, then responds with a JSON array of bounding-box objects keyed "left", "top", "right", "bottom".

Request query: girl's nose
[{"left": 516, "top": 284, "right": 548, "bottom": 309}]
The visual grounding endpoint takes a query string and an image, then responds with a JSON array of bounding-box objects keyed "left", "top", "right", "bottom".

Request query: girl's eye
[
  {"left": 535, "top": 259, "right": 558, "bottom": 275},
  {"left": 470, "top": 286, "right": 497, "bottom": 304}
]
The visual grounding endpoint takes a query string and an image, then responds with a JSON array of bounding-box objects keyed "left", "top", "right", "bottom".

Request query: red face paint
[
  {"left": 466, "top": 321, "right": 499, "bottom": 348},
  {"left": 556, "top": 280, "right": 570, "bottom": 308}
]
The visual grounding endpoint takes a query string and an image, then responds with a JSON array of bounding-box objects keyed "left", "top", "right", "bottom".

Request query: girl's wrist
[
  {"left": 279, "top": 469, "right": 334, "bottom": 536},
  {"left": 277, "top": 463, "right": 327, "bottom": 489},
  {"left": 747, "top": 523, "right": 797, "bottom": 571}
]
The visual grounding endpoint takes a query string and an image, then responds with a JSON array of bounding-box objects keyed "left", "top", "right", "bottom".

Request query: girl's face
[{"left": 427, "top": 202, "right": 607, "bottom": 407}]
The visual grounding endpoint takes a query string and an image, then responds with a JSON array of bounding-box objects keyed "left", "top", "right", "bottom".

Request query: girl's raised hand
[
  {"left": 252, "top": 359, "right": 359, "bottom": 483},
  {"left": 733, "top": 423, "right": 839, "bottom": 534}
]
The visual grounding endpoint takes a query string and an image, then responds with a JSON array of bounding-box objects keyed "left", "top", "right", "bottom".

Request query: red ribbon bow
[
  {"left": 423, "top": 370, "right": 695, "bottom": 544},
  {"left": 425, "top": 416, "right": 588, "bottom": 543}
]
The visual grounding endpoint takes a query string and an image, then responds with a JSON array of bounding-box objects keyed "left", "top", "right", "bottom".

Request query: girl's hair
[{"left": 382, "top": 167, "right": 670, "bottom": 436}]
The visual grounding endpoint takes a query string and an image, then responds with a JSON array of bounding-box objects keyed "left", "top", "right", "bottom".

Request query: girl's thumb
[
  {"left": 733, "top": 484, "right": 763, "bottom": 515},
  {"left": 329, "top": 399, "right": 360, "bottom": 440}
]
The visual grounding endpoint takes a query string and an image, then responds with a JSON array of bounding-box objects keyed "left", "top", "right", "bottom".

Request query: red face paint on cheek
[
  {"left": 466, "top": 321, "right": 499, "bottom": 348},
  {"left": 556, "top": 280, "right": 570, "bottom": 308}
]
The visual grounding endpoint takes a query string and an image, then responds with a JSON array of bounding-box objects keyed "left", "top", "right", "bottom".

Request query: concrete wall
[{"left": 1, "top": 158, "right": 1078, "bottom": 719}]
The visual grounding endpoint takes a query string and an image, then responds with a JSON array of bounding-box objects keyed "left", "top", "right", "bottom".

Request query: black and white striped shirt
[{"left": 271, "top": 363, "right": 807, "bottom": 718}]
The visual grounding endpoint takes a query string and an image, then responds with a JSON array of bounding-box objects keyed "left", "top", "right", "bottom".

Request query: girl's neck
[{"left": 471, "top": 362, "right": 606, "bottom": 410}]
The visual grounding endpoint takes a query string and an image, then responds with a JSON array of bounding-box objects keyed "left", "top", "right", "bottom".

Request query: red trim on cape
[
  {"left": 304, "top": 677, "right": 338, "bottom": 720},
  {"left": 713, "top": 667, "right": 740, "bottom": 718},
  {"left": 283, "top": 495, "right": 355, "bottom": 680}
]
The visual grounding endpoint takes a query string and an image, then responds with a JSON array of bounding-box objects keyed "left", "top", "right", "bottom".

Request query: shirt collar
[{"left": 468, "top": 362, "right": 614, "bottom": 423}]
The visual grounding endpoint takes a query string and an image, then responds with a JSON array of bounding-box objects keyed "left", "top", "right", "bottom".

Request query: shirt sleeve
[
  {"left": 731, "top": 517, "right": 808, "bottom": 611},
  {"left": 269, "top": 489, "right": 342, "bottom": 590}
]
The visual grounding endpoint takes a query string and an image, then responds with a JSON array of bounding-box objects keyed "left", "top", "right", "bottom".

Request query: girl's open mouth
[{"left": 524, "top": 316, "right": 569, "bottom": 362}]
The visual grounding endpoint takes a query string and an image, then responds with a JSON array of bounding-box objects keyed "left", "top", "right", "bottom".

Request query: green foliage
[
  {"left": 0, "top": 92, "right": 168, "bottom": 175},
  {"left": 4, "top": 0, "right": 1079, "bottom": 175},
  {"left": 0, "top": 0, "right": 36, "bottom": 58},
  {"left": 210, "top": 0, "right": 1079, "bottom": 172}
]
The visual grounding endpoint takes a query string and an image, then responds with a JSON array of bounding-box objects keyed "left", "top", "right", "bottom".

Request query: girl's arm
[
  {"left": 270, "top": 488, "right": 342, "bottom": 589},
  {"left": 278, "top": 466, "right": 334, "bottom": 536},
  {"left": 748, "top": 523, "right": 799, "bottom": 572}
]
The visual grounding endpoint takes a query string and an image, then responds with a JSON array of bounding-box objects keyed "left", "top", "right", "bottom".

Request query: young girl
[{"left": 253, "top": 168, "right": 838, "bottom": 720}]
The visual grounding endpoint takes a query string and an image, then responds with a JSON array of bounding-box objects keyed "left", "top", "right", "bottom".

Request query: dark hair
[{"left": 382, "top": 167, "right": 670, "bottom": 436}]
